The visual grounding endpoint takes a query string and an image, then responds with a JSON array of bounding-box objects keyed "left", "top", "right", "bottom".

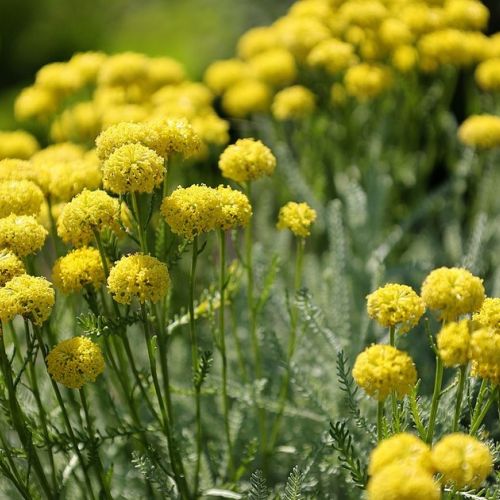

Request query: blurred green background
[{"left": 0, "top": 0, "right": 293, "bottom": 127}]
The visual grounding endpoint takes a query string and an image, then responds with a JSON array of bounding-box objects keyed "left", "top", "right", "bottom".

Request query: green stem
[
  {"left": 426, "top": 354, "right": 444, "bottom": 444},
  {"left": 0, "top": 332, "right": 54, "bottom": 499},
  {"left": 388, "top": 326, "right": 399, "bottom": 433},
  {"left": 218, "top": 230, "right": 233, "bottom": 477},
  {"left": 471, "top": 378, "right": 488, "bottom": 424},
  {"left": 189, "top": 236, "right": 202, "bottom": 496},
  {"left": 470, "top": 387, "right": 497, "bottom": 436},
  {"left": 389, "top": 325, "right": 395, "bottom": 347},
  {"left": 79, "top": 388, "right": 113, "bottom": 500},
  {"left": 132, "top": 192, "right": 149, "bottom": 253},
  {"left": 0, "top": 426, "right": 30, "bottom": 499},
  {"left": 452, "top": 365, "right": 467, "bottom": 432},
  {"left": 377, "top": 400, "right": 385, "bottom": 442},
  {"left": 93, "top": 229, "right": 110, "bottom": 277}
]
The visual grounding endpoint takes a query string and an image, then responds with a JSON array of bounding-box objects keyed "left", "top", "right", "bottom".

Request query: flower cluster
[
  {"left": 0, "top": 180, "right": 44, "bottom": 217},
  {"left": 0, "top": 251, "right": 25, "bottom": 287},
  {"left": 458, "top": 114, "right": 500, "bottom": 149},
  {"left": 0, "top": 130, "right": 39, "bottom": 160},
  {"left": 0, "top": 214, "right": 48, "bottom": 256},
  {"left": 276, "top": 201, "right": 317, "bottom": 238},
  {"left": 47, "top": 336, "right": 105, "bottom": 389}
]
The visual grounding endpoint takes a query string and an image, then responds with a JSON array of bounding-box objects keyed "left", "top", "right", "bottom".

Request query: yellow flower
[
  {"left": 444, "top": 0, "right": 489, "bottom": 31},
  {"left": 0, "top": 251, "right": 25, "bottom": 287},
  {"left": 330, "top": 83, "right": 347, "bottom": 106},
  {"left": 392, "top": 45, "right": 419, "bottom": 73},
  {"left": 431, "top": 433, "right": 492, "bottom": 489},
  {"left": 161, "top": 184, "right": 220, "bottom": 240},
  {"left": 218, "top": 138, "right": 276, "bottom": 183},
  {"left": 204, "top": 59, "right": 250, "bottom": 95},
  {"left": 458, "top": 114, "right": 500, "bottom": 149},
  {"left": 248, "top": 48, "right": 297, "bottom": 87},
  {"left": 237, "top": 26, "right": 280, "bottom": 60},
  {"left": 473, "top": 297, "right": 500, "bottom": 330},
  {"left": 152, "top": 82, "right": 213, "bottom": 116},
  {"left": 272, "top": 86, "right": 316, "bottom": 121},
  {"left": 367, "top": 283, "right": 425, "bottom": 334},
  {"left": 52, "top": 247, "right": 105, "bottom": 294},
  {"left": 146, "top": 57, "right": 186, "bottom": 89},
  {"left": 379, "top": 19, "right": 414, "bottom": 49},
  {"left": 57, "top": 189, "right": 120, "bottom": 247},
  {"left": 0, "top": 180, "right": 44, "bottom": 217},
  {"left": 103, "top": 143, "right": 165, "bottom": 194},
  {"left": 469, "top": 327, "right": 500, "bottom": 366},
  {"left": 0, "top": 275, "right": 54, "bottom": 325},
  {"left": 307, "top": 39, "right": 358, "bottom": 75},
  {"left": 97, "top": 52, "right": 148, "bottom": 87},
  {"left": 0, "top": 215, "right": 47, "bottom": 257},
  {"left": 47, "top": 337, "right": 105, "bottom": 389},
  {"left": 338, "top": 0, "right": 388, "bottom": 29},
  {"left": 31, "top": 142, "right": 85, "bottom": 164},
  {"left": 369, "top": 433, "right": 434, "bottom": 477},
  {"left": 191, "top": 113, "right": 230, "bottom": 147},
  {"left": 421, "top": 267, "right": 485, "bottom": 321},
  {"left": 352, "top": 344, "right": 417, "bottom": 401},
  {"left": 35, "top": 62, "right": 85, "bottom": 96},
  {"left": 471, "top": 360, "right": 500, "bottom": 385},
  {"left": 68, "top": 51, "right": 107, "bottom": 85},
  {"left": 367, "top": 463, "right": 440, "bottom": 500},
  {"left": 50, "top": 101, "right": 102, "bottom": 144},
  {"left": 216, "top": 185, "right": 252, "bottom": 231},
  {"left": 107, "top": 254, "right": 170, "bottom": 304},
  {"left": 14, "top": 86, "right": 58, "bottom": 121},
  {"left": 475, "top": 58, "right": 500, "bottom": 92},
  {"left": 100, "top": 104, "right": 149, "bottom": 130},
  {"left": 222, "top": 80, "right": 272, "bottom": 118},
  {"left": 437, "top": 320, "right": 471, "bottom": 367},
  {"left": 147, "top": 117, "right": 201, "bottom": 158},
  {"left": 345, "top": 63, "right": 392, "bottom": 100},
  {"left": 277, "top": 201, "right": 316, "bottom": 238},
  {"left": 0, "top": 130, "right": 39, "bottom": 160}
]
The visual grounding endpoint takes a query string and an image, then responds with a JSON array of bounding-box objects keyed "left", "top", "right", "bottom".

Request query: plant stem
[
  {"left": 377, "top": 400, "right": 385, "bottom": 442},
  {"left": 470, "top": 387, "right": 497, "bottom": 436},
  {"left": 189, "top": 236, "right": 202, "bottom": 495},
  {"left": 132, "top": 192, "right": 149, "bottom": 253},
  {"left": 79, "top": 388, "right": 113, "bottom": 500},
  {"left": 426, "top": 354, "right": 444, "bottom": 444},
  {"left": 452, "top": 365, "right": 467, "bottom": 432},
  {"left": 388, "top": 325, "right": 400, "bottom": 434},
  {"left": 218, "top": 230, "right": 233, "bottom": 476}
]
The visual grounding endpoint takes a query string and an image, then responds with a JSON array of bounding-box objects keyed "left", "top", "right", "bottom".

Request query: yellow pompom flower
[
  {"left": 277, "top": 201, "right": 317, "bottom": 238},
  {"left": 367, "top": 283, "right": 425, "bottom": 334},
  {"left": 0, "top": 215, "right": 47, "bottom": 257},
  {"left": 0, "top": 180, "right": 44, "bottom": 217},
  {"left": 444, "top": 0, "right": 489, "bottom": 31},
  {"left": 204, "top": 59, "right": 250, "bottom": 95},
  {"left": 35, "top": 62, "right": 84, "bottom": 96},
  {"left": 216, "top": 186, "right": 252, "bottom": 231},
  {"left": 68, "top": 51, "right": 107, "bottom": 85},
  {"left": 161, "top": 184, "right": 220, "bottom": 240},
  {"left": 307, "top": 39, "right": 358, "bottom": 75},
  {"left": 0, "top": 130, "right": 39, "bottom": 160},
  {"left": 57, "top": 189, "right": 120, "bottom": 247},
  {"left": 237, "top": 26, "right": 280, "bottom": 60},
  {"left": 47, "top": 337, "right": 105, "bottom": 389},
  {"left": 272, "top": 86, "right": 316, "bottom": 121},
  {"left": 475, "top": 58, "right": 500, "bottom": 93},
  {"left": 0, "top": 275, "right": 54, "bottom": 325},
  {"left": 31, "top": 142, "right": 85, "bottom": 164},
  {"left": 97, "top": 52, "right": 148, "bottom": 87},
  {"left": 437, "top": 320, "right": 471, "bottom": 367},
  {"left": 473, "top": 297, "right": 500, "bottom": 330},
  {"left": 191, "top": 114, "right": 230, "bottom": 147},
  {"left": 248, "top": 48, "right": 297, "bottom": 87},
  {"left": 339, "top": 0, "right": 388, "bottom": 29},
  {"left": 146, "top": 57, "right": 186, "bottom": 88},
  {"left": 147, "top": 118, "right": 201, "bottom": 158},
  {"left": 222, "top": 80, "right": 272, "bottom": 118},
  {"left": 50, "top": 101, "right": 102, "bottom": 144},
  {"left": 100, "top": 104, "right": 149, "bottom": 130},
  {"left": 218, "top": 138, "right": 276, "bottom": 184},
  {"left": 469, "top": 327, "right": 500, "bottom": 366},
  {"left": 107, "top": 254, "right": 170, "bottom": 304},
  {"left": 458, "top": 115, "right": 500, "bottom": 149},
  {"left": 0, "top": 251, "right": 25, "bottom": 287},
  {"left": 14, "top": 86, "right": 58, "bottom": 121},
  {"left": 379, "top": 18, "right": 414, "bottom": 49},
  {"left": 471, "top": 361, "right": 500, "bottom": 385},
  {"left": 431, "top": 433, "right": 493, "bottom": 489},
  {"left": 369, "top": 433, "right": 434, "bottom": 476},
  {"left": 367, "top": 463, "right": 440, "bottom": 500},
  {"left": 0, "top": 159, "right": 50, "bottom": 194},
  {"left": 52, "top": 247, "right": 105, "bottom": 294},
  {"left": 352, "top": 344, "right": 417, "bottom": 401},
  {"left": 421, "top": 267, "right": 485, "bottom": 321},
  {"left": 103, "top": 143, "right": 165, "bottom": 194},
  {"left": 392, "top": 45, "right": 419, "bottom": 73},
  {"left": 345, "top": 63, "right": 392, "bottom": 100}
]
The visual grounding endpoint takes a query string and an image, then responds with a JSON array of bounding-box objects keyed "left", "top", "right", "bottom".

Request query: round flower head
[
  {"left": 272, "top": 85, "right": 316, "bottom": 121},
  {"left": 219, "top": 138, "right": 276, "bottom": 184},
  {"left": 47, "top": 337, "right": 105, "bottom": 389},
  {"left": 0, "top": 215, "right": 47, "bottom": 256},
  {"left": 222, "top": 79, "right": 272, "bottom": 118},
  {"left": 57, "top": 189, "right": 120, "bottom": 247},
  {"left": 191, "top": 113, "right": 230, "bottom": 147},
  {"left": 0, "top": 130, "right": 39, "bottom": 160},
  {"left": 437, "top": 320, "right": 471, "bottom": 367},
  {"left": 248, "top": 48, "right": 297, "bottom": 87},
  {"left": 458, "top": 115, "right": 500, "bottom": 149},
  {"left": 97, "top": 52, "right": 148, "bottom": 87},
  {"left": 237, "top": 26, "right": 280, "bottom": 60},
  {"left": 469, "top": 327, "right": 500, "bottom": 366},
  {"left": 367, "top": 463, "right": 440, "bottom": 500},
  {"left": 277, "top": 201, "right": 317, "bottom": 238},
  {"left": 146, "top": 56, "right": 186, "bottom": 88},
  {"left": 352, "top": 344, "right": 417, "bottom": 401},
  {"left": 475, "top": 58, "right": 500, "bottom": 93},
  {"left": 421, "top": 267, "right": 485, "bottom": 321},
  {"left": 392, "top": 45, "right": 419, "bottom": 73},
  {"left": 431, "top": 433, "right": 493, "bottom": 489},
  {"left": 161, "top": 185, "right": 220, "bottom": 240},
  {"left": 0, "top": 180, "right": 44, "bottom": 217},
  {"left": 31, "top": 142, "right": 85, "bottom": 164},
  {"left": 473, "top": 297, "right": 500, "bottom": 330},
  {"left": 471, "top": 360, "right": 500, "bottom": 385},
  {"left": 307, "top": 39, "right": 358, "bottom": 75},
  {"left": 52, "top": 247, "right": 105, "bottom": 294},
  {"left": 147, "top": 118, "right": 201, "bottom": 158},
  {"left": 107, "top": 254, "right": 170, "bottom": 304},
  {"left": 102, "top": 143, "right": 165, "bottom": 194},
  {"left": 369, "top": 433, "right": 434, "bottom": 477},
  {"left": 14, "top": 86, "right": 58, "bottom": 121},
  {"left": 216, "top": 186, "right": 252, "bottom": 231},
  {"left": 204, "top": 59, "right": 250, "bottom": 95},
  {"left": 0, "top": 251, "right": 25, "bottom": 287},
  {"left": 0, "top": 275, "right": 54, "bottom": 325},
  {"left": 345, "top": 63, "right": 392, "bottom": 100},
  {"left": 366, "top": 284, "right": 425, "bottom": 334}
]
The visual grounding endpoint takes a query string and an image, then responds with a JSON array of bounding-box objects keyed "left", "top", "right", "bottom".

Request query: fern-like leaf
[
  {"left": 247, "top": 469, "right": 268, "bottom": 500},
  {"left": 282, "top": 465, "right": 303, "bottom": 500}
]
